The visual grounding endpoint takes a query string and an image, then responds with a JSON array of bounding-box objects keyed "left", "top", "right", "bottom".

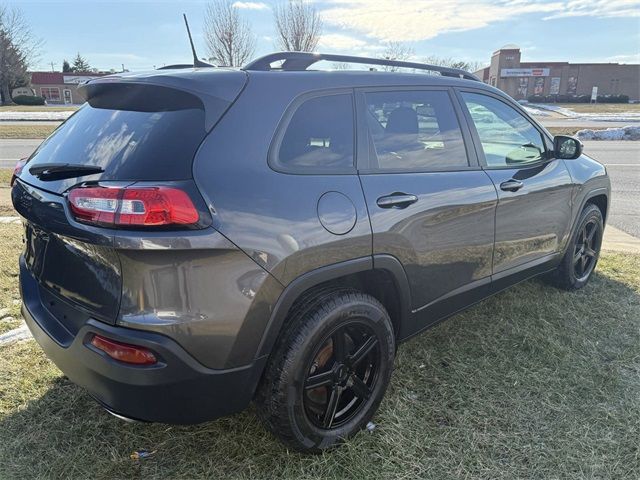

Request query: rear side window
[
  {"left": 275, "top": 93, "right": 354, "bottom": 172},
  {"left": 364, "top": 90, "right": 468, "bottom": 171},
  {"left": 27, "top": 100, "right": 206, "bottom": 182}
]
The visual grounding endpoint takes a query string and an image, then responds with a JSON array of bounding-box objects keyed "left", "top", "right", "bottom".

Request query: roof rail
[{"left": 243, "top": 52, "right": 480, "bottom": 81}]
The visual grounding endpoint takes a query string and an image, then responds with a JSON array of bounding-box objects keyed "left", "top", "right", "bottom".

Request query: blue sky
[{"left": 10, "top": 0, "right": 640, "bottom": 72}]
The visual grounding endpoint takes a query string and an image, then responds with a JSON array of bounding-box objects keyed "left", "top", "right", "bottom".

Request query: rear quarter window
[{"left": 272, "top": 93, "right": 355, "bottom": 174}]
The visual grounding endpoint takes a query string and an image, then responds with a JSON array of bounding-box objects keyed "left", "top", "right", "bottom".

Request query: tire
[
  {"left": 255, "top": 289, "right": 395, "bottom": 452},
  {"left": 546, "top": 203, "right": 603, "bottom": 290}
]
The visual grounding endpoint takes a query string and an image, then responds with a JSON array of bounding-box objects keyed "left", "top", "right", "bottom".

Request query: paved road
[
  {"left": 0, "top": 121, "right": 63, "bottom": 126},
  {"left": 583, "top": 141, "right": 639, "bottom": 238},
  {"left": 0, "top": 139, "right": 42, "bottom": 167},
  {"left": 0, "top": 138, "right": 637, "bottom": 237}
]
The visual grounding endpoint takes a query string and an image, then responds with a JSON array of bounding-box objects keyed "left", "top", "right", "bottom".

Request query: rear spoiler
[{"left": 79, "top": 69, "right": 248, "bottom": 131}]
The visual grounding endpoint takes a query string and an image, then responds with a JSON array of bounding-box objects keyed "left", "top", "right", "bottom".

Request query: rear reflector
[
  {"left": 90, "top": 334, "right": 158, "bottom": 365},
  {"left": 68, "top": 186, "right": 199, "bottom": 227}
]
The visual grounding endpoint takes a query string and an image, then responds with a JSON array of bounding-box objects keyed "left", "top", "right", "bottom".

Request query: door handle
[
  {"left": 376, "top": 193, "right": 418, "bottom": 209},
  {"left": 499, "top": 179, "right": 524, "bottom": 192}
]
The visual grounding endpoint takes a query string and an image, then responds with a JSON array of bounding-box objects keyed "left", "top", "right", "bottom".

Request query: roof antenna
[{"left": 183, "top": 13, "right": 214, "bottom": 68}]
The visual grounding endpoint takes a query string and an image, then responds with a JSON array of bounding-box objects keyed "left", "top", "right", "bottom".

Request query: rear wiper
[{"left": 29, "top": 163, "right": 104, "bottom": 181}]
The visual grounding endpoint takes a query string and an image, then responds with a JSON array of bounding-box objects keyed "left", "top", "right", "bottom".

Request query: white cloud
[
  {"left": 232, "top": 1, "right": 269, "bottom": 9},
  {"left": 321, "top": 0, "right": 639, "bottom": 42},
  {"left": 318, "top": 33, "right": 368, "bottom": 50},
  {"left": 607, "top": 53, "right": 640, "bottom": 63},
  {"left": 544, "top": 0, "right": 640, "bottom": 19}
]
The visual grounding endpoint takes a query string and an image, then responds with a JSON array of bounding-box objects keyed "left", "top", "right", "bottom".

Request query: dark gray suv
[{"left": 12, "top": 52, "right": 610, "bottom": 452}]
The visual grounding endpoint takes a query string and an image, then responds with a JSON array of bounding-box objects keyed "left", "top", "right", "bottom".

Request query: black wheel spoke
[
  {"left": 323, "top": 387, "right": 342, "bottom": 428},
  {"left": 586, "top": 224, "right": 596, "bottom": 244},
  {"left": 349, "top": 375, "right": 371, "bottom": 400},
  {"left": 585, "top": 247, "right": 596, "bottom": 258},
  {"left": 305, "top": 370, "right": 334, "bottom": 390},
  {"left": 332, "top": 330, "right": 348, "bottom": 362},
  {"left": 573, "top": 248, "right": 582, "bottom": 265},
  {"left": 348, "top": 336, "right": 378, "bottom": 367}
]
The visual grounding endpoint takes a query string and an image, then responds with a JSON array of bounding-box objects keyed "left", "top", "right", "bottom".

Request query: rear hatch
[{"left": 13, "top": 68, "right": 247, "bottom": 326}]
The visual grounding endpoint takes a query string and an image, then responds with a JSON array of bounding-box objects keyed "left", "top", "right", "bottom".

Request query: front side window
[
  {"left": 276, "top": 93, "right": 354, "bottom": 171},
  {"left": 461, "top": 92, "right": 546, "bottom": 168},
  {"left": 364, "top": 90, "right": 468, "bottom": 171}
]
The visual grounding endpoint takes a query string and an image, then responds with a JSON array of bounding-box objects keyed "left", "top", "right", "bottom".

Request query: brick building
[
  {"left": 475, "top": 45, "right": 640, "bottom": 101},
  {"left": 16, "top": 72, "right": 108, "bottom": 104}
]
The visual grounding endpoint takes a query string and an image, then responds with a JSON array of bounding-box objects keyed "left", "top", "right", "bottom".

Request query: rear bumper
[{"left": 20, "top": 258, "right": 266, "bottom": 424}]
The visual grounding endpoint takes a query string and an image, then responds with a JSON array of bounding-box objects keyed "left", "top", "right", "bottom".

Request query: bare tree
[
  {"left": 0, "top": 4, "right": 41, "bottom": 104},
  {"left": 380, "top": 41, "right": 414, "bottom": 71},
  {"left": 204, "top": 0, "right": 255, "bottom": 67},
  {"left": 331, "top": 62, "right": 350, "bottom": 70},
  {"left": 273, "top": 0, "right": 323, "bottom": 52},
  {"left": 424, "top": 55, "right": 484, "bottom": 73}
]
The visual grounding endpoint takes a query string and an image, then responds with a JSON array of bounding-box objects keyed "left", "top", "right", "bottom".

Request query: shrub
[
  {"left": 597, "top": 94, "right": 629, "bottom": 103},
  {"left": 12, "top": 95, "right": 46, "bottom": 106}
]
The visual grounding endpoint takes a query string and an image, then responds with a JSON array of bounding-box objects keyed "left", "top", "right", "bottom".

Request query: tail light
[
  {"left": 10, "top": 158, "right": 27, "bottom": 187},
  {"left": 90, "top": 334, "right": 158, "bottom": 365},
  {"left": 68, "top": 185, "right": 199, "bottom": 227}
]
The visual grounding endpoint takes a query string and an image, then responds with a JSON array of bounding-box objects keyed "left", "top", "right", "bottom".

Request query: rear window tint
[
  {"left": 27, "top": 103, "right": 206, "bottom": 182},
  {"left": 275, "top": 94, "right": 354, "bottom": 172}
]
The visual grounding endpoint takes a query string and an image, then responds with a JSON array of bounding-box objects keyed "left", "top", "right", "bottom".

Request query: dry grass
[
  {"left": 556, "top": 103, "right": 640, "bottom": 114},
  {"left": 0, "top": 169, "right": 13, "bottom": 186},
  {"left": 0, "top": 223, "right": 23, "bottom": 334},
  {"left": 0, "top": 124, "right": 56, "bottom": 139},
  {"left": 0, "top": 169, "right": 16, "bottom": 217},
  {"left": 0, "top": 105, "right": 78, "bottom": 112},
  {"left": 0, "top": 240, "right": 638, "bottom": 478},
  {"left": 546, "top": 127, "right": 581, "bottom": 136}
]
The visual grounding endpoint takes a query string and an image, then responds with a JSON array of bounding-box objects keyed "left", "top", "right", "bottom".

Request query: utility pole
[{"left": 121, "top": 63, "right": 125, "bottom": 72}]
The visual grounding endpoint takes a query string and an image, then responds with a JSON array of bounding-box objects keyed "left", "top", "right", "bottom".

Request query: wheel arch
[
  {"left": 255, "top": 255, "right": 412, "bottom": 361},
  {"left": 564, "top": 187, "right": 609, "bottom": 254}
]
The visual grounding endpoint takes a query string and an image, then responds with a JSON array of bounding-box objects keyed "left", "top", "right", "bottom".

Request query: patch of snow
[
  {"left": 0, "top": 111, "right": 74, "bottom": 121},
  {"left": 529, "top": 104, "right": 640, "bottom": 122},
  {"left": 577, "top": 125, "right": 640, "bottom": 141},
  {"left": 529, "top": 104, "right": 579, "bottom": 117},
  {"left": 576, "top": 113, "right": 640, "bottom": 122},
  {"left": 522, "top": 105, "right": 551, "bottom": 117},
  {"left": 0, "top": 323, "right": 31, "bottom": 346}
]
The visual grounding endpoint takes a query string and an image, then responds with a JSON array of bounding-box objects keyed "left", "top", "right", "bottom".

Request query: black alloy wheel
[
  {"left": 545, "top": 203, "right": 603, "bottom": 290},
  {"left": 256, "top": 289, "right": 395, "bottom": 452},
  {"left": 573, "top": 218, "right": 600, "bottom": 281},
  {"left": 303, "top": 321, "right": 381, "bottom": 429}
]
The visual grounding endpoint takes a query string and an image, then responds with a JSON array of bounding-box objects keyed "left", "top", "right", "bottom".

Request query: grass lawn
[
  {"left": 0, "top": 216, "right": 638, "bottom": 479},
  {"left": 0, "top": 224, "right": 23, "bottom": 334},
  {"left": 0, "top": 124, "right": 56, "bottom": 139},
  {"left": 0, "top": 105, "right": 79, "bottom": 112},
  {"left": 546, "top": 127, "right": 581, "bottom": 136},
  {"left": 555, "top": 103, "right": 640, "bottom": 114},
  {"left": 0, "top": 169, "right": 16, "bottom": 217}
]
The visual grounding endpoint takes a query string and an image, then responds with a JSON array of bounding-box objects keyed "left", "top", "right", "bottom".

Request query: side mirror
[{"left": 554, "top": 135, "right": 583, "bottom": 160}]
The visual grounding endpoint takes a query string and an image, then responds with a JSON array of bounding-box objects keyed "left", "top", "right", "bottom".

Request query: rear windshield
[{"left": 26, "top": 102, "right": 206, "bottom": 183}]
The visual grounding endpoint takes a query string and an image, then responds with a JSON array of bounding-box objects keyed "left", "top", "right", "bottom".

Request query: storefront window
[{"left": 41, "top": 87, "right": 61, "bottom": 101}]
